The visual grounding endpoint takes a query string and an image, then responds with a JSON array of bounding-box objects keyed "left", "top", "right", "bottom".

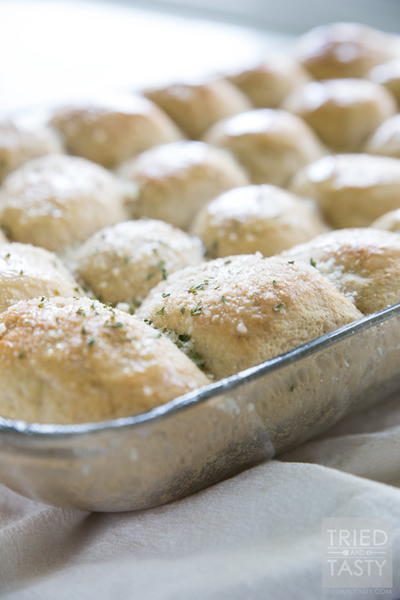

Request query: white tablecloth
[{"left": 1, "top": 393, "right": 400, "bottom": 599}]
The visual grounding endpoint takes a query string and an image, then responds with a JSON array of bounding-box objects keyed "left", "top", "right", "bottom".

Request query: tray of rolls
[{"left": 0, "top": 18, "right": 400, "bottom": 511}]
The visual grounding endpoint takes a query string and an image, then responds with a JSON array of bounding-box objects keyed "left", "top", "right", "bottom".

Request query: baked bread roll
[
  {"left": 227, "top": 55, "right": 309, "bottom": 108},
  {"left": 371, "top": 208, "right": 400, "bottom": 232},
  {"left": 296, "top": 23, "right": 397, "bottom": 79},
  {"left": 0, "top": 242, "right": 82, "bottom": 313},
  {"left": 49, "top": 94, "right": 182, "bottom": 167},
  {"left": 0, "top": 119, "right": 63, "bottom": 183},
  {"left": 204, "top": 109, "right": 326, "bottom": 186},
  {"left": 0, "top": 154, "right": 131, "bottom": 253},
  {"left": 137, "top": 254, "right": 362, "bottom": 378},
  {"left": 73, "top": 219, "right": 203, "bottom": 307},
  {"left": 283, "top": 78, "right": 396, "bottom": 152},
  {"left": 291, "top": 154, "right": 400, "bottom": 228},
  {"left": 281, "top": 228, "right": 400, "bottom": 314},
  {"left": 117, "top": 141, "right": 248, "bottom": 229},
  {"left": 0, "top": 297, "right": 209, "bottom": 424},
  {"left": 191, "top": 184, "right": 327, "bottom": 258},
  {"left": 365, "top": 114, "right": 400, "bottom": 158},
  {"left": 144, "top": 79, "right": 251, "bottom": 139},
  {"left": 369, "top": 59, "right": 400, "bottom": 106}
]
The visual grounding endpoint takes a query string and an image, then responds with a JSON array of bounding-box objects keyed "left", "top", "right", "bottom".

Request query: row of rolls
[{"left": 1, "top": 22, "right": 400, "bottom": 424}]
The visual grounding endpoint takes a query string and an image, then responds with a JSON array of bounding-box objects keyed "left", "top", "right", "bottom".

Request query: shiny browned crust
[
  {"left": 290, "top": 154, "right": 400, "bottom": 228},
  {"left": 204, "top": 109, "right": 326, "bottom": 186},
  {"left": 228, "top": 55, "right": 309, "bottom": 108},
  {"left": 0, "top": 297, "right": 209, "bottom": 423},
  {"left": 0, "top": 242, "right": 83, "bottom": 313},
  {"left": 191, "top": 184, "right": 328, "bottom": 258},
  {"left": 145, "top": 79, "right": 251, "bottom": 139},
  {"left": 50, "top": 94, "right": 183, "bottom": 167},
  {"left": 138, "top": 254, "right": 362, "bottom": 378},
  {"left": 296, "top": 23, "right": 397, "bottom": 79},
  {"left": 0, "top": 119, "right": 63, "bottom": 183},
  {"left": 73, "top": 219, "right": 204, "bottom": 305},
  {"left": 283, "top": 78, "right": 396, "bottom": 151},
  {"left": 0, "top": 154, "right": 131, "bottom": 252},
  {"left": 117, "top": 141, "right": 248, "bottom": 229},
  {"left": 282, "top": 228, "right": 400, "bottom": 314}
]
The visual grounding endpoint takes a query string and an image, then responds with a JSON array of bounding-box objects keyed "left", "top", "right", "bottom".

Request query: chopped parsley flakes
[
  {"left": 272, "top": 302, "right": 285, "bottom": 312},
  {"left": 190, "top": 304, "right": 203, "bottom": 316}
]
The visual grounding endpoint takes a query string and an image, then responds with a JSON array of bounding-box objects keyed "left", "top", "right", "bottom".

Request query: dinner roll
[
  {"left": 73, "top": 219, "right": 203, "bottom": 307},
  {"left": 0, "top": 154, "right": 131, "bottom": 253},
  {"left": 283, "top": 78, "right": 396, "bottom": 152},
  {"left": 0, "top": 297, "right": 209, "bottom": 424},
  {"left": 0, "top": 120, "right": 63, "bottom": 183},
  {"left": 144, "top": 79, "right": 251, "bottom": 139},
  {"left": 371, "top": 208, "right": 400, "bottom": 232},
  {"left": 49, "top": 94, "right": 182, "bottom": 167},
  {"left": 204, "top": 109, "right": 326, "bottom": 186},
  {"left": 191, "top": 185, "right": 327, "bottom": 258},
  {"left": 0, "top": 242, "right": 82, "bottom": 313},
  {"left": 369, "top": 59, "right": 400, "bottom": 106},
  {"left": 291, "top": 154, "right": 400, "bottom": 228},
  {"left": 365, "top": 114, "right": 400, "bottom": 158},
  {"left": 282, "top": 228, "right": 400, "bottom": 314},
  {"left": 137, "top": 254, "right": 362, "bottom": 379},
  {"left": 227, "top": 55, "right": 309, "bottom": 108},
  {"left": 296, "top": 23, "right": 397, "bottom": 80},
  {"left": 117, "top": 141, "right": 248, "bottom": 229}
]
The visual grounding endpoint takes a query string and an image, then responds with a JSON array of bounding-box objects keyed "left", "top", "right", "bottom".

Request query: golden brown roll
[
  {"left": 0, "top": 119, "right": 63, "bottom": 183},
  {"left": 0, "top": 154, "right": 131, "bottom": 253},
  {"left": 365, "top": 114, "right": 400, "bottom": 158},
  {"left": 144, "top": 78, "right": 251, "bottom": 139},
  {"left": 296, "top": 23, "right": 397, "bottom": 80},
  {"left": 290, "top": 154, "right": 400, "bottom": 228},
  {"left": 371, "top": 208, "right": 400, "bottom": 232},
  {"left": 137, "top": 254, "right": 362, "bottom": 379},
  {"left": 191, "top": 184, "right": 327, "bottom": 258},
  {"left": 0, "top": 242, "right": 82, "bottom": 313},
  {"left": 369, "top": 59, "right": 400, "bottom": 106},
  {"left": 49, "top": 94, "right": 182, "bottom": 167},
  {"left": 0, "top": 297, "right": 209, "bottom": 424},
  {"left": 117, "top": 141, "right": 248, "bottom": 229},
  {"left": 73, "top": 219, "right": 203, "bottom": 307},
  {"left": 227, "top": 55, "right": 309, "bottom": 108},
  {"left": 281, "top": 228, "right": 400, "bottom": 314},
  {"left": 204, "top": 108, "right": 326, "bottom": 186},
  {"left": 283, "top": 78, "right": 396, "bottom": 152}
]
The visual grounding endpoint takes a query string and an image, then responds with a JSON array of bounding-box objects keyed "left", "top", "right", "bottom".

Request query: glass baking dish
[
  {"left": 0, "top": 302, "right": 399, "bottom": 512},
  {"left": 1, "top": 0, "right": 400, "bottom": 512}
]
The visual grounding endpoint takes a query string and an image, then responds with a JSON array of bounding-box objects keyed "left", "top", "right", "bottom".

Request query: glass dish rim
[{"left": 1, "top": 302, "right": 399, "bottom": 439}]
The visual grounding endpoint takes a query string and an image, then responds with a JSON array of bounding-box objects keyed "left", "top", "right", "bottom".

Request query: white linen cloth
[{"left": 1, "top": 393, "right": 400, "bottom": 599}]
